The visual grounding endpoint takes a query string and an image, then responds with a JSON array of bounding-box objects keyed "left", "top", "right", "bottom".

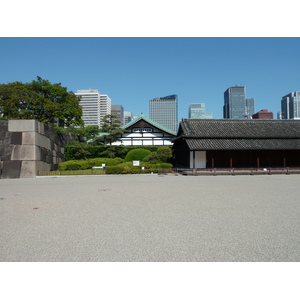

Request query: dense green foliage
[
  {"left": 58, "top": 144, "right": 174, "bottom": 174},
  {"left": 124, "top": 149, "right": 152, "bottom": 162},
  {"left": 105, "top": 162, "right": 173, "bottom": 174},
  {"left": 64, "top": 144, "right": 161, "bottom": 161},
  {"left": 94, "top": 114, "right": 125, "bottom": 145},
  {"left": 0, "top": 77, "right": 83, "bottom": 127},
  {"left": 58, "top": 157, "right": 124, "bottom": 171},
  {"left": 143, "top": 146, "right": 173, "bottom": 164}
]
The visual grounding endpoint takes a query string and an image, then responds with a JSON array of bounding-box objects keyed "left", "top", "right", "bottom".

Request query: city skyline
[{"left": 1, "top": 37, "right": 300, "bottom": 121}]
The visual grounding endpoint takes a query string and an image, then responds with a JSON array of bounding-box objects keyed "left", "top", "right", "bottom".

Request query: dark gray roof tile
[
  {"left": 180, "top": 119, "right": 300, "bottom": 138},
  {"left": 177, "top": 119, "right": 300, "bottom": 150},
  {"left": 186, "top": 138, "right": 300, "bottom": 150}
]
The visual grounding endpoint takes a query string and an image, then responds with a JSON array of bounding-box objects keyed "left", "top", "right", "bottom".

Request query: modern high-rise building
[
  {"left": 149, "top": 94, "right": 178, "bottom": 133},
  {"left": 281, "top": 92, "right": 300, "bottom": 120},
  {"left": 245, "top": 98, "right": 255, "bottom": 118},
  {"left": 223, "top": 86, "right": 255, "bottom": 119},
  {"left": 188, "top": 103, "right": 213, "bottom": 119},
  {"left": 99, "top": 94, "right": 112, "bottom": 126},
  {"left": 124, "top": 111, "right": 134, "bottom": 124},
  {"left": 111, "top": 105, "right": 124, "bottom": 126},
  {"left": 75, "top": 89, "right": 111, "bottom": 128}
]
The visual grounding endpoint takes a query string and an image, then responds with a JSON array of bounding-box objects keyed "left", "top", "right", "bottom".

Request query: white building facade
[
  {"left": 100, "top": 94, "right": 112, "bottom": 127},
  {"left": 75, "top": 89, "right": 111, "bottom": 128}
]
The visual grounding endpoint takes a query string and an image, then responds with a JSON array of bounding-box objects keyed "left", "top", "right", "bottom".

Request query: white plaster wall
[{"left": 190, "top": 151, "right": 206, "bottom": 168}]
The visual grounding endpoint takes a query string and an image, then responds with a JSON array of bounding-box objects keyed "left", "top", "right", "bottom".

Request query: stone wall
[{"left": 0, "top": 120, "right": 72, "bottom": 179}]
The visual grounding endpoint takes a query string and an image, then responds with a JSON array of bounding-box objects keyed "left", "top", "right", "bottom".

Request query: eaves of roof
[{"left": 185, "top": 138, "right": 300, "bottom": 150}]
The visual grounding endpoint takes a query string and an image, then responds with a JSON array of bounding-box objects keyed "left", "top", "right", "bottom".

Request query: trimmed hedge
[
  {"left": 65, "top": 144, "right": 160, "bottom": 161},
  {"left": 58, "top": 157, "right": 124, "bottom": 171},
  {"left": 105, "top": 162, "right": 173, "bottom": 174},
  {"left": 124, "top": 149, "right": 152, "bottom": 162},
  {"left": 58, "top": 157, "right": 173, "bottom": 173}
]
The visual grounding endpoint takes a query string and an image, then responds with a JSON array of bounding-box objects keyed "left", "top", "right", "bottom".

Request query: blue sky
[{"left": 1, "top": 37, "right": 300, "bottom": 120}]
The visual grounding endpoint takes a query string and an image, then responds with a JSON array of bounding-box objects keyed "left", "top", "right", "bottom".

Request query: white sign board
[{"left": 133, "top": 160, "right": 140, "bottom": 166}]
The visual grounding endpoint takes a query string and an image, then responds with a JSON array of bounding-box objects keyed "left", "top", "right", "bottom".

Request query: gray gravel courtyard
[{"left": 0, "top": 174, "right": 300, "bottom": 262}]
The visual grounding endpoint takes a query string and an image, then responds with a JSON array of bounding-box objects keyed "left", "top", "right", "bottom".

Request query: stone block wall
[{"left": 0, "top": 120, "right": 72, "bottom": 178}]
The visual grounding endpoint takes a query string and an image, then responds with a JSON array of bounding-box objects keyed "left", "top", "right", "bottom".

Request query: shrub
[
  {"left": 155, "top": 163, "right": 173, "bottom": 168},
  {"left": 58, "top": 160, "right": 88, "bottom": 171},
  {"left": 143, "top": 147, "right": 173, "bottom": 164},
  {"left": 88, "top": 157, "right": 123, "bottom": 167},
  {"left": 124, "top": 149, "right": 151, "bottom": 162},
  {"left": 105, "top": 165, "right": 126, "bottom": 174},
  {"left": 104, "top": 161, "right": 154, "bottom": 174},
  {"left": 58, "top": 157, "right": 124, "bottom": 171},
  {"left": 64, "top": 145, "right": 160, "bottom": 161},
  {"left": 156, "top": 147, "right": 173, "bottom": 163},
  {"left": 143, "top": 152, "right": 160, "bottom": 164}
]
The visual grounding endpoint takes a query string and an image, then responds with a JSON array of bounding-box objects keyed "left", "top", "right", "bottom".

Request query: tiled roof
[
  {"left": 180, "top": 119, "right": 300, "bottom": 138},
  {"left": 122, "top": 113, "right": 177, "bottom": 136},
  {"left": 186, "top": 138, "right": 300, "bottom": 150},
  {"left": 176, "top": 119, "right": 300, "bottom": 150}
]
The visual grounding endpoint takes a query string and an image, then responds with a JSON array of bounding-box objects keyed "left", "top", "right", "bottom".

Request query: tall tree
[
  {"left": 0, "top": 81, "right": 32, "bottom": 119},
  {"left": 0, "top": 76, "right": 83, "bottom": 127},
  {"left": 95, "top": 114, "right": 125, "bottom": 145}
]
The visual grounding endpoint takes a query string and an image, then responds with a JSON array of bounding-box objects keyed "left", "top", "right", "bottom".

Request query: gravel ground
[{"left": 0, "top": 174, "right": 300, "bottom": 262}]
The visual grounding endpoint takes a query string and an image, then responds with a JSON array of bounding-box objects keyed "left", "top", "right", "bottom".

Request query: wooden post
[
  {"left": 230, "top": 157, "right": 233, "bottom": 169},
  {"left": 257, "top": 157, "right": 260, "bottom": 169},
  {"left": 193, "top": 151, "right": 196, "bottom": 170},
  {"left": 212, "top": 157, "right": 214, "bottom": 169}
]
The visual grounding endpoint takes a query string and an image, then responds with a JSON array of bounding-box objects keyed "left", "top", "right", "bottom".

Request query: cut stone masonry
[{"left": 0, "top": 120, "right": 72, "bottom": 179}]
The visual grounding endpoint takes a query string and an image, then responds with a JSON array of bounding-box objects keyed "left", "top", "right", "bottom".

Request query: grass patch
[{"left": 38, "top": 169, "right": 105, "bottom": 176}]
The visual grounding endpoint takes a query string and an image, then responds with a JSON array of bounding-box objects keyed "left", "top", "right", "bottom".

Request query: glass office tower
[
  {"left": 111, "top": 105, "right": 125, "bottom": 126},
  {"left": 223, "top": 86, "right": 255, "bottom": 119},
  {"left": 149, "top": 94, "right": 178, "bottom": 133},
  {"left": 189, "top": 103, "right": 213, "bottom": 119},
  {"left": 245, "top": 98, "right": 255, "bottom": 118},
  {"left": 281, "top": 92, "right": 300, "bottom": 119}
]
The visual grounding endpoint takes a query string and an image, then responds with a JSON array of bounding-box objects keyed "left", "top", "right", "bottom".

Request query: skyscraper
[
  {"left": 75, "top": 89, "right": 111, "bottom": 128},
  {"left": 124, "top": 111, "right": 134, "bottom": 124},
  {"left": 99, "top": 94, "right": 112, "bottom": 126},
  {"left": 281, "top": 92, "right": 300, "bottom": 120},
  {"left": 111, "top": 105, "right": 124, "bottom": 126},
  {"left": 149, "top": 94, "right": 178, "bottom": 133},
  {"left": 189, "top": 103, "right": 213, "bottom": 119},
  {"left": 223, "top": 86, "right": 255, "bottom": 119},
  {"left": 245, "top": 98, "right": 255, "bottom": 118}
]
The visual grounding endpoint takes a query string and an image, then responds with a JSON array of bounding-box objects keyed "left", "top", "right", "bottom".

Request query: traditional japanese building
[
  {"left": 109, "top": 113, "right": 177, "bottom": 146},
  {"left": 173, "top": 119, "right": 300, "bottom": 169}
]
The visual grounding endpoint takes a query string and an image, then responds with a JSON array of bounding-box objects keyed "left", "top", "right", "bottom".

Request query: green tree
[
  {"left": 95, "top": 114, "right": 125, "bottom": 145},
  {"left": 0, "top": 81, "right": 33, "bottom": 119},
  {"left": 0, "top": 76, "right": 83, "bottom": 127},
  {"left": 143, "top": 146, "right": 173, "bottom": 164},
  {"left": 64, "top": 125, "right": 101, "bottom": 142}
]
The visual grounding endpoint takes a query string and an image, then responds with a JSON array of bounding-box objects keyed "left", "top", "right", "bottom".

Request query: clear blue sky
[{"left": 1, "top": 37, "right": 300, "bottom": 120}]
